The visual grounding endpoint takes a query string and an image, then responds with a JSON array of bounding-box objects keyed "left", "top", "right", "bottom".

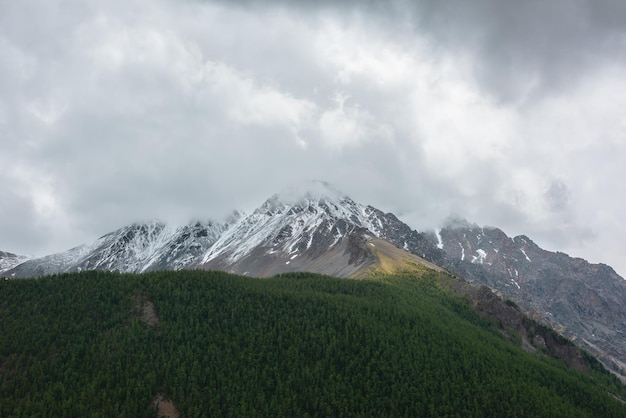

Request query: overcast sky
[{"left": 2, "top": 0, "right": 626, "bottom": 275}]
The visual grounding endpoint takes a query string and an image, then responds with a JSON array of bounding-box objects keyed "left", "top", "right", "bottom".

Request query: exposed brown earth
[
  {"left": 202, "top": 231, "right": 444, "bottom": 280},
  {"left": 152, "top": 393, "right": 179, "bottom": 418},
  {"left": 132, "top": 294, "right": 160, "bottom": 328},
  {"left": 352, "top": 235, "right": 446, "bottom": 278},
  {"left": 140, "top": 300, "right": 159, "bottom": 327}
]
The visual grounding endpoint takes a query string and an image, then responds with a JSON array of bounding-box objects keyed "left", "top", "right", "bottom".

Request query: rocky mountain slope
[
  {"left": 2, "top": 182, "right": 626, "bottom": 380},
  {"left": 0, "top": 251, "right": 29, "bottom": 274},
  {"left": 2, "top": 220, "right": 231, "bottom": 278},
  {"left": 425, "top": 219, "right": 626, "bottom": 381},
  {"left": 2, "top": 183, "right": 436, "bottom": 279},
  {"left": 198, "top": 188, "right": 439, "bottom": 277}
]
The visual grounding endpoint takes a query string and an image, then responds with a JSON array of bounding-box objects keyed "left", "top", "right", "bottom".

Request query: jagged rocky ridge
[
  {"left": 2, "top": 183, "right": 626, "bottom": 380},
  {"left": 422, "top": 220, "right": 626, "bottom": 381},
  {"left": 2, "top": 220, "right": 231, "bottom": 278},
  {"left": 1, "top": 185, "right": 436, "bottom": 279}
]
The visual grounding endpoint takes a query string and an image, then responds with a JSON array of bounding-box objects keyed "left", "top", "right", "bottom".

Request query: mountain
[
  {"left": 198, "top": 187, "right": 440, "bottom": 277},
  {"left": 2, "top": 181, "right": 626, "bottom": 380},
  {"left": 1, "top": 182, "right": 437, "bottom": 279},
  {"left": 0, "top": 251, "right": 29, "bottom": 274},
  {"left": 3, "top": 220, "right": 231, "bottom": 278},
  {"left": 425, "top": 219, "right": 626, "bottom": 381},
  {"left": 76, "top": 220, "right": 230, "bottom": 273}
]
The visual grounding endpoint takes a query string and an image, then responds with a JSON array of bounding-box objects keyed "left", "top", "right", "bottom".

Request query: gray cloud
[
  {"left": 1, "top": 0, "right": 626, "bottom": 275},
  {"left": 410, "top": 0, "right": 626, "bottom": 101},
  {"left": 545, "top": 180, "right": 571, "bottom": 213},
  {"left": 225, "top": 0, "right": 626, "bottom": 98}
]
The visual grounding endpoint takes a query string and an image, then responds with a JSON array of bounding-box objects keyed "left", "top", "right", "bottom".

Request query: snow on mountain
[
  {"left": 73, "top": 221, "right": 178, "bottom": 273},
  {"left": 1, "top": 219, "right": 231, "bottom": 277},
  {"left": 199, "top": 181, "right": 405, "bottom": 269},
  {"left": 204, "top": 194, "right": 358, "bottom": 263},
  {"left": 1, "top": 181, "right": 436, "bottom": 279},
  {"left": 429, "top": 218, "right": 626, "bottom": 381},
  {"left": 2, "top": 181, "right": 411, "bottom": 279},
  {"left": 3, "top": 242, "right": 105, "bottom": 278},
  {"left": 194, "top": 181, "right": 443, "bottom": 277},
  {"left": 141, "top": 219, "right": 234, "bottom": 271},
  {"left": 0, "top": 251, "right": 30, "bottom": 275}
]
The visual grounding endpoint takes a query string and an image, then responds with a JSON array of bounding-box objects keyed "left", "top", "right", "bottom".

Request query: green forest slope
[{"left": 1, "top": 270, "right": 625, "bottom": 417}]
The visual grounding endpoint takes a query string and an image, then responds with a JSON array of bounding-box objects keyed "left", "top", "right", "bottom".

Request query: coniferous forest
[{"left": 1, "top": 270, "right": 626, "bottom": 417}]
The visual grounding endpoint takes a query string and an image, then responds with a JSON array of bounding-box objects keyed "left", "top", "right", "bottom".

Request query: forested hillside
[{"left": 1, "top": 270, "right": 625, "bottom": 417}]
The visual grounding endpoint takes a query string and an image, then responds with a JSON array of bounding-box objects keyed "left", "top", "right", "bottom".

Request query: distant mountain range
[{"left": 2, "top": 181, "right": 625, "bottom": 380}]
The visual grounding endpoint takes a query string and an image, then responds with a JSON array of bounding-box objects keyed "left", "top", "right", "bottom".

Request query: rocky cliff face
[
  {"left": 428, "top": 220, "right": 626, "bottom": 380},
  {"left": 197, "top": 187, "right": 437, "bottom": 278},
  {"left": 3, "top": 220, "right": 230, "bottom": 277}
]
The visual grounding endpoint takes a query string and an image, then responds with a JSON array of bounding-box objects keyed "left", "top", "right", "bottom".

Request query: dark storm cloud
[
  {"left": 427, "top": 0, "right": 626, "bottom": 101},
  {"left": 217, "top": 0, "right": 626, "bottom": 99}
]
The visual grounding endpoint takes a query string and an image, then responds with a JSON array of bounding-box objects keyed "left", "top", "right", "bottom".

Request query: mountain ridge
[
  {"left": 428, "top": 220, "right": 626, "bottom": 381},
  {"left": 2, "top": 182, "right": 626, "bottom": 381}
]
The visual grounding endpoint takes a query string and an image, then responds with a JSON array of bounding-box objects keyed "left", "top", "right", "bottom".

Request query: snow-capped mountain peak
[
  {"left": 0, "top": 182, "right": 433, "bottom": 278},
  {"left": 202, "top": 190, "right": 367, "bottom": 266},
  {"left": 197, "top": 183, "right": 435, "bottom": 279}
]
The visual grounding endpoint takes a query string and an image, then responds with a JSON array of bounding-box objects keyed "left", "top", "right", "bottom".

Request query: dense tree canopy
[{"left": 1, "top": 270, "right": 625, "bottom": 417}]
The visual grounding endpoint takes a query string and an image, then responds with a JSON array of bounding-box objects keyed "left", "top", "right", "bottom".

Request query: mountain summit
[
  {"left": 199, "top": 182, "right": 438, "bottom": 277},
  {"left": 1, "top": 183, "right": 435, "bottom": 278}
]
